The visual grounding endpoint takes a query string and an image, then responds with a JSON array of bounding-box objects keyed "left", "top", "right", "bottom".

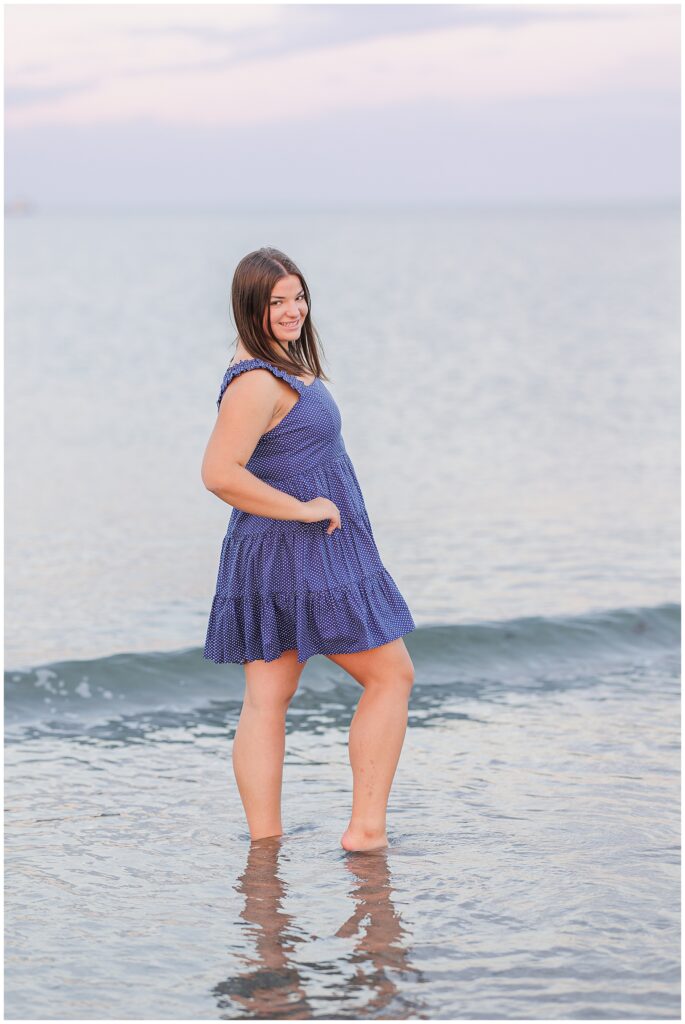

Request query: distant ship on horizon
[{"left": 5, "top": 198, "right": 35, "bottom": 216}]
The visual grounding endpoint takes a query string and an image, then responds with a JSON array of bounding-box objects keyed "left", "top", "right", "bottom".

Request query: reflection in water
[
  {"left": 212, "top": 837, "right": 313, "bottom": 1020},
  {"left": 335, "top": 850, "right": 428, "bottom": 1019},
  {"left": 212, "top": 839, "right": 427, "bottom": 1020}
]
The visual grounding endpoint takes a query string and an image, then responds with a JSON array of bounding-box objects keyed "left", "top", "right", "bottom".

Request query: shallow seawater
[
  {"left": 5, "top": 609, "right": 680, "bottom": 1020},
  {"left": 5, "top": 204, "right": 680, "bottom": 1018}
]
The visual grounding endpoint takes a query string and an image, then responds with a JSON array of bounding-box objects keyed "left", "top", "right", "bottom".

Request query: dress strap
[{"left": 216, "top": 358, "right": 305, "bottom": 411}]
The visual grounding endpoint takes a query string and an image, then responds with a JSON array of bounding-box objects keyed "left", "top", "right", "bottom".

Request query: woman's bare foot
[{"left": 341, "top": 825, "right": 389, "bottom": 853}]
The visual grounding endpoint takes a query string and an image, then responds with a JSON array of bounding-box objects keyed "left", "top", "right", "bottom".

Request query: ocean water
[{"left": 4, "top": 205, "right": 680, "bottom": 1019}]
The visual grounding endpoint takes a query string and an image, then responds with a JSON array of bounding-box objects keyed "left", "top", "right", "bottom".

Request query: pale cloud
[
  {"left": 5, "top": 4, "right": 679, "bottom": 127},
  {"left": 5, "top": 5, "right": 272, "bottom": 93}
]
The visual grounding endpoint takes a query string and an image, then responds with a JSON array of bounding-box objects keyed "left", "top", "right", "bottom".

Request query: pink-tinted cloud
[{"left": 5, "top": 5, "right": 679, "bottom": 127}]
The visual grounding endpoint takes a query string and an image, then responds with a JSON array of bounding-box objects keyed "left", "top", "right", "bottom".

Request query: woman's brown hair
[{"left": 230, "top": 247, "right": 329, "bottom": 382}]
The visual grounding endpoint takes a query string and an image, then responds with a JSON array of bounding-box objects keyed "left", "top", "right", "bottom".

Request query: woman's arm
[{"left": 201, "top": 369, "right": 309, "bottom": 522}]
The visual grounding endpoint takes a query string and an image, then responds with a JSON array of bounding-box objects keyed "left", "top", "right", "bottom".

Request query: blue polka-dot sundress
[{"left": 203, "top": 358, "right": 416, "bottom": 664}]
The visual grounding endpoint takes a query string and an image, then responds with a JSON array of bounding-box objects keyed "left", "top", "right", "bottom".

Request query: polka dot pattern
[{"left": 203, "top": 358, "right": 416, "bottom": 664}]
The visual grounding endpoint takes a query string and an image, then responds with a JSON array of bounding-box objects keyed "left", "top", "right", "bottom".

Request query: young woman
[{"left": 201, "top": 247, "right": 416, "bottom": 852}]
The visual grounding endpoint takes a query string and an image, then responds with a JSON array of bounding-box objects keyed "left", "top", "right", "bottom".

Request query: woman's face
[{"left": 265, "top": 274, "right": 308, "bottom": 344}]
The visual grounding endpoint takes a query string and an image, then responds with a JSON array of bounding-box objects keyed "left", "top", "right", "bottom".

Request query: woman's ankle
[{"left": 347, "top": 820, "right": 387, "bottom": 838}]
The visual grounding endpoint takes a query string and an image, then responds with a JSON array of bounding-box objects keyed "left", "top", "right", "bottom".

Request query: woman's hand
[{"left": 302, "top": 497, "right": 342, "bottom": 534}]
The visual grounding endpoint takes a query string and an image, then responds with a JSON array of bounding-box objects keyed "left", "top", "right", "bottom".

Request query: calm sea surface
[{"left": 5, "top": 205, "right": 680, "bottom": 1019}]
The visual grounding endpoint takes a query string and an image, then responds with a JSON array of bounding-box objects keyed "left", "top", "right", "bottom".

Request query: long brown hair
[{"left": 229, "top": 247, "right": 329, "bottom": 382}]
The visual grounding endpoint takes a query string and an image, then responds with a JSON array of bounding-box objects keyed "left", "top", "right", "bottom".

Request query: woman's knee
[
  {"left": 326, "top": 639, "right": 415, "bottom": 696},
  {"left": 244, "top": 682, "right": 298, "bottom": 712},
  {"left": 243, "top": 650, "right": 304, "bottom": 710},
  {"left": 361, "top": 657, "right": 415, "bottom": 699}
]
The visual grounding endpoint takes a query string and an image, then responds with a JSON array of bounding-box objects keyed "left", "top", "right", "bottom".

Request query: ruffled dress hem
[{"left": 203, "top": 565, "right": 416, "bottom": 665}]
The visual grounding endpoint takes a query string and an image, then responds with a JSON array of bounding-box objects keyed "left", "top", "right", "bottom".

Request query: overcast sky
[{"left": 5, "top": 3, "right": 680, "bottom": 208}]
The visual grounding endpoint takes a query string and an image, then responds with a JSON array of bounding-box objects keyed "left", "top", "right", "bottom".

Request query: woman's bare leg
[
  {"left": 232, "top": 649, "right": 307, "bottom": 841},
  {"left": 325, "top": 638, "right": 415, "bottom": 852}
]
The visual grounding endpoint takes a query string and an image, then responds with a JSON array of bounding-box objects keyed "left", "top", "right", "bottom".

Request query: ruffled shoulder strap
[{"left": 216, "top": 358, "right": 304, "bottom": 411}]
